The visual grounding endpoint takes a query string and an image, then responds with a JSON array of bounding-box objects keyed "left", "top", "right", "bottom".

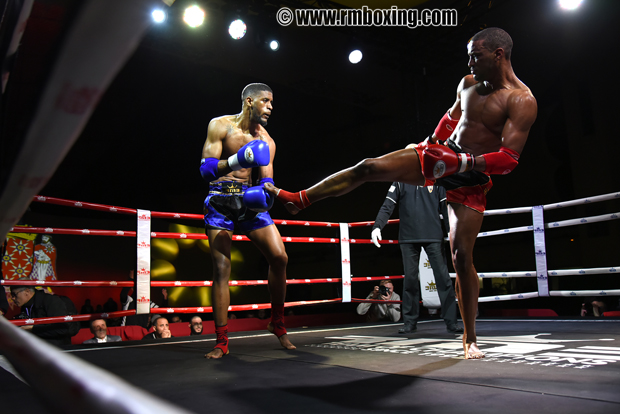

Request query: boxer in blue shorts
[
  {"left": 199, "top": 83, "right": 295, "bottom": 359},
  {"left": 204, "top": 181, "right": 274, "bottom": 233}
]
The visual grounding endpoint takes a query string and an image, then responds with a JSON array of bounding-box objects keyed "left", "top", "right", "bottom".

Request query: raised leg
[
  {"left": 448, "top": 203, "right": 485, "bottom": 359},
  {"left": 265, "top": 149, "right": 426, "bottom": 214}
]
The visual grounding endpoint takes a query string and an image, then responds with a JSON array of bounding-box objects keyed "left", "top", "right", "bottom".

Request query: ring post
[
  {"left": 136, "top": 209, "right": 152, "bottom": 314},
  {"left": 532, "top": 205, "right": 549, "bottom": 297},
  {"left": 340, "top": 223, "right": 351, "bottom": 302}
]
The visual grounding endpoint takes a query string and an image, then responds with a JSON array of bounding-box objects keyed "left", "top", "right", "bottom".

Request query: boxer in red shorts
[{"left": 265, "top": 28, "right": 537, "bottom": 359}]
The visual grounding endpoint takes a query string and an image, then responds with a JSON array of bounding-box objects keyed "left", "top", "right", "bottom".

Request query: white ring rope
[{"left": 482, "top": 191, "right": 620, "bottom": 216}]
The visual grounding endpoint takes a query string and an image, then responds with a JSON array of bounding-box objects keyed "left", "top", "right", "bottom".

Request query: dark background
[{"left": 2, "top": 0, "right": 619, "bottom": 317}]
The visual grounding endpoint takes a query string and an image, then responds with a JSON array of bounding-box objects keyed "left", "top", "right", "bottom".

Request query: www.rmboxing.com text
[{"left": 276, "top": 6, "right": 458, "bottom": 28}]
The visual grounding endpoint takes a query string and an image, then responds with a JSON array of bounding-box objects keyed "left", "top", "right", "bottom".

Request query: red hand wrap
[
  {"left": 434, "top": 110, "right": 459, "bottom": 141},
  {"left": 276, "top": 189, "right": 311, "bottom": 211},
  {"left": 482, "top": 146, "right": 520, "bottom": 175}
]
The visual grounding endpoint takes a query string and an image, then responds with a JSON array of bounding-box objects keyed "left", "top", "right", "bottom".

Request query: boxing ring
[
  {"left": 1, "top": 191, "right": 620, "bottom": 413},
  {"left": 3, "top": 190, "right": 619, "bottom": 322}
]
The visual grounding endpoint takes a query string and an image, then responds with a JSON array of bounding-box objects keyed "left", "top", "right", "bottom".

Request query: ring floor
[{"left": 2, "top": 319, "right": 620, "bottom": 413}]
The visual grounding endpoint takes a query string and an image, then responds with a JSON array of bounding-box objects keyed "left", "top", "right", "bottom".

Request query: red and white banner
[
  {"left": 136, "top": 209, "right": 151, "bottom": 314},
  {"left": 340, "top": 223, "right": 351, "bottom": 302}
]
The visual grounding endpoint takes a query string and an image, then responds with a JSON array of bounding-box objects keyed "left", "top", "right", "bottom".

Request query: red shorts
[
  {"left": 415, "top": 147, "right": 493, "bottom": 213},
  {"left": 445, "top": 180, "right": 493, "bottom": 213}
]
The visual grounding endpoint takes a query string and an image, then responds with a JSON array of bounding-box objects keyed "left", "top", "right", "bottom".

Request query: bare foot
[
  {"left": 464, "top": 342, "right": 484, "bottom": 359},
  {"left": 267, "top": 322, "right": 296, "bottom": 350},
  {"left": 205, "top": 347, "right": 229, "bottom": 359},
  {"left": 264, "top": 183, "right": 301, "bottom": 215}
]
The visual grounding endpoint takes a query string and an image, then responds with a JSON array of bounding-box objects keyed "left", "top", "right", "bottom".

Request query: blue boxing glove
[
  {"left": 228, "top": 139, "right": 270, "bottom": 171},
  {"left": 200, "top": 157, "right": 220, "bottom": 182},
  {"left": 243, "top": 178, "right": 275, "bottom": 212}
]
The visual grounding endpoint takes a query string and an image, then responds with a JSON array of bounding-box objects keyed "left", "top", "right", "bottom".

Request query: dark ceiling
[{"left": 2, "top": 0, "right": 620, "bottom": 224}]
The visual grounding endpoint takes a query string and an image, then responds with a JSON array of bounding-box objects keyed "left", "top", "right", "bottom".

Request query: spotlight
[
  {"left": 229, "top": 19, "right": 247, "bottom": 40},
  {"left": 183, "top": 5, "right": 205, "bottom": 28},
  {"left": 559, "top": 0, "right": 583, "bottom": 10},
  {"left": 349, "top": 49, "right": 363, "bottom": 64},
  {"left": 269, "top": 40, "right": 280, "bottom": 51},
  {"left": 151, "top": 9, "right": 167, "bottom": 23}
]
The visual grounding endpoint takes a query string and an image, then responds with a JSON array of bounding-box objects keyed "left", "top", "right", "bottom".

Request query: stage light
[
  {"left": 559, "top": 0, "right": 583, "bottom": 10},
  {"left": 349, "top": 49, "right": 363, "bottom": 64},
  {"left": 151, "top": 9, "right": 167, "bottom": 23},
  {"left": 229, "top": 19, "right": 247, "bottom": 39},
  {"left": 183, "top": 5, "right": 205, "bottom": 28},
  {"left": 269, "top": 40, "right": 280, "bottom": 51}
]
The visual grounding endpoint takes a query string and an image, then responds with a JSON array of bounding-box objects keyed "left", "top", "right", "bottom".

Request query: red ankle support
[
  {"left": 270, "top": 304, "right": 287, "bottom": 337},
  {"left": 214, "top": 325, "right": 229, "bottom": 354},
  {"left": 276, "top": 189, "right": 311, "bottom": 210}
]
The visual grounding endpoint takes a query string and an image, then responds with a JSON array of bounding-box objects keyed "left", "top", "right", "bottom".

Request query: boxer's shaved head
[
  {"left": 241, "top": 83, "right": 272, "bottom": 103},
  {"left": 470, "top": 28, "right": 513, "bottom": 61}
]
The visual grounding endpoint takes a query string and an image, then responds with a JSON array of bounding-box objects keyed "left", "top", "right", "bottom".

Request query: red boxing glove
[
  {"left": 482, "top": 147, "right": 520, "bottom": 175},
  {"left": 434, "top": 110, "right": 460, "bottom": 141},
  {"left": 422, "top": 144, "right": 475, "bottom": 180}
]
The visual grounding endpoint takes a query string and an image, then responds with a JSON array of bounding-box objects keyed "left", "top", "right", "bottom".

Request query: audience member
[
  {"left": 142, "top": 317, "right": 172, "bottom": 340},
  {"left": 356, "top": 280, "right": 401, "bottom": 322},
  {"left": 189, "top": 316, "right": 203, "bottom": 336},
  {"left": 83, "top": 319, "right": 122, "bottom": 344},
  {"left": 10, "top": 279, "right": 74, "bottom": 346},
  {"left": 170, "top": 315, "right": 182, "bottom": 324},
  {"left": 80, "top": 299, "right": 95, "bottom": 327},
  {"left": 1, "top": 288, "right": 9, "bottom": 316}
]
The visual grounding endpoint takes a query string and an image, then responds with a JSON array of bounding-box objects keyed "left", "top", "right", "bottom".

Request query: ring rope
[
  {"left": 2, "top": 276, "right": 405, "bottom": 288},
  {"left": 481, "top": 191, "right": 620, "bottom": 216},
  {"left": 12, "top": 191, "right": 619, "bottom": 324}
]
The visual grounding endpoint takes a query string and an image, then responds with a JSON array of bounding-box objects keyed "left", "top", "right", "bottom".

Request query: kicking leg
[
  {"left": 248, "top": 225, "right": 296, "bottom": 350},
  {"left": 265, "top": 148, "right": 426, "bottom": 214},
  {"left": 448, "top": 203, "right": 485, "bottom": 359}
]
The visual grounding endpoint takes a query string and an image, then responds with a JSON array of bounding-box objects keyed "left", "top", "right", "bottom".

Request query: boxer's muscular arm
[
  {"left": 473, "top": 91, "right": 538, "bottom": 172},
  {"left": 257, "top": 134, "right": 276, "bottom": 181},
  {"left": 430, "top": 76, "right": 474, "bottom": 143},
  {"left": 202, "top": 118, "right": 232, "bottom": 176}
]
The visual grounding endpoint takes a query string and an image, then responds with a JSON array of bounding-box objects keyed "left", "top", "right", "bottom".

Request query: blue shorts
[{"left": 204, "top": 181, "right": 274, "bottom": 233}]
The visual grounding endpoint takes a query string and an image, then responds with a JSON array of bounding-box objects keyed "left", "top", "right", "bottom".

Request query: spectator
[
  {"left": 103, "top": 298, "right": 118, "bottom": 313},
  {"left": 80, "top": 299, "right": 95, "bottom": 328},
  {"left": 142, "top": 317, "right": 172, "bottom": 340},
  {"left": 372, "top": 181, "right": 463, "bottom": 334},
  {"left": 170, "top": 315, "right": 182, "bottom": 324},
  {"left": 189, "top": 316, "right": 203, "bottom": 336},
  {"left": 356, "top": 280, "right": 401, "bottom": 322},
  {"left": 1, "top": 288, "right": 9, "bottom": 316},
  {"left": 83, "top": 319, "right": 122, "bottom": 344},
  {"left": 10, "top": 280, "right": 73, "bottom": 346},
  {"left": 80, "top": 299, "right": 94, "bottom": 315}
]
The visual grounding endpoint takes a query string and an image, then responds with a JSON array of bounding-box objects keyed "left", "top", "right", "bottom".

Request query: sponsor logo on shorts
[{"left": 307, "top": 334, "right": 619, "bottom": 369}]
